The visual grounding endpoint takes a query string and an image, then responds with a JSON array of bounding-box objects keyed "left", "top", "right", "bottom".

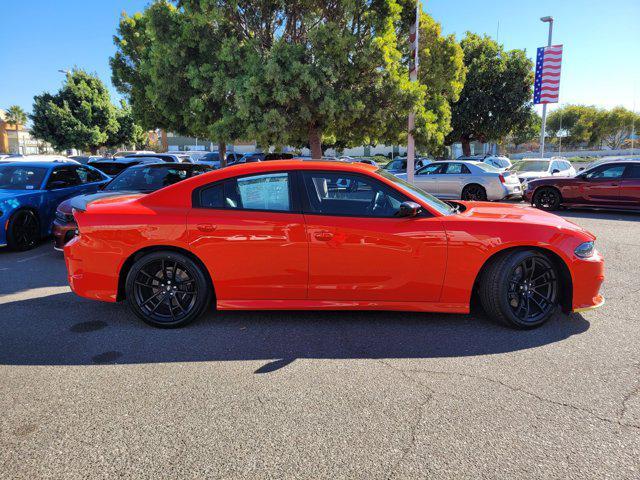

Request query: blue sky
[{"left": 1, "top": 0, "right": 638, "bottom": 118}]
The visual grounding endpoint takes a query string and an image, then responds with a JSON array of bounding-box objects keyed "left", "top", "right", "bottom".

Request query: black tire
[
  {"left": 479, "top": 250, "right": 559, "bottom": 329},
  {"left": 125, "top": 251, "right": 212, "bottom": 328},
  {"left": 533, "top": 187, "right": 561, "bottom": 211},
  {"left": 6, "top": 210, "right": 40, "bottom": 251},
  {"left": 461, "top": 184, "right": 488, "bottom": 201}
]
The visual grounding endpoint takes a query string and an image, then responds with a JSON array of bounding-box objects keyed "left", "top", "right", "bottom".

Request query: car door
[
  {"left": 581, "top": 163, "right": 626, "bottom": 205},
  {"left": 438, "top": 162, "right": 471, "bottom": 199},
  {"left": 44, "top": 166, "right": 84, "bottom": 223},
  {"left": 413, "top": 162, "right": 446, "bottom": 196},
  {"left": 300, "top": 170, "right": 447, "bottom": 303},
  {"left": 187, "top": 171, "right": 308, "bottom": 301},
  {"left": 619, "top": 164, "right": 640, "bottom": 208}
]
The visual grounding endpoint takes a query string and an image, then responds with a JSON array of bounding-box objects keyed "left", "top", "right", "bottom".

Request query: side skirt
[{"left": 216, "top": 299, "right": 469, "bottom": 314}]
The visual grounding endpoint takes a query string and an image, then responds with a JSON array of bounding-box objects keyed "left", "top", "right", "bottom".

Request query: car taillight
[{"left": 499, "top": 174, "right": 506, "bottom": 184}]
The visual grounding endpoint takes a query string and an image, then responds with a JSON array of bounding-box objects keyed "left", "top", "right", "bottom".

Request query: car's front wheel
[
  {"left": 6, "top": 210, "right": 40, "bottom": 251},
  {"left": 125, "top": 251, "right": 212, "bottom": 328},
  {"left": 533, "top": 187, "right": 561, "bottom": 211},
  {"left": 479, "top": 250, "right": 559, "bottom": 329}
]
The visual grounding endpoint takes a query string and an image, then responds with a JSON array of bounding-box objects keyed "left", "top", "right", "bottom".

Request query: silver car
[{"left": 396, "top": 160, "right": 522, "bottom": 201}]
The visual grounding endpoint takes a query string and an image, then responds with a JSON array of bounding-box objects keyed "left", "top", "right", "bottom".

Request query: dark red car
[{"left": 524, "top": 160, "right": 640, "bottom": 211}]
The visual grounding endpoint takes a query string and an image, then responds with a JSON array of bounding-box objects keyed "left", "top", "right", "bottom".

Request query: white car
[
  {"left": 483, "top": 156, "right": 512, "bottom": 172},
  {"left": 511, "top": 158, "right": 576, "bottom": 189},
  {"left": 396, "top": 160, "right": 522, "bottom": 201}
]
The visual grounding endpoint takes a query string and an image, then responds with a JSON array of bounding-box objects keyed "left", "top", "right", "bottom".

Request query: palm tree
[{"left": 4, "top": 105, "right": 28, "bottom": 153}]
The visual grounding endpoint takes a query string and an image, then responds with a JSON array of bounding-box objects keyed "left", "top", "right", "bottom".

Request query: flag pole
[
  {"left": 539, "top": 16, "right": 554, "bottom": 158},
  {"left": 406, "top": 0, "right": 420, "bottom": 184}
]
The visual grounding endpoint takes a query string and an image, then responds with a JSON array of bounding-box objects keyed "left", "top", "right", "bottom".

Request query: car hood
[
  {"left": 455, "top": 201, "right": 594, "bottom": 239},
  {"left": 69, "top": 191, "right": 147, "bottom": 212}
]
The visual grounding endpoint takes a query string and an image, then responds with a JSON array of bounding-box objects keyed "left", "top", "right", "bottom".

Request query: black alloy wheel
[
  {"left": 126, "top": 251, "right": 211, "bottom": 328},
  {"left": 7, "top": 210, "right": 40, "bottom": 251},
  {"left": 506, "top": 255, "right": 558, "bottom": 325},
  {"left": 462, "top": 184, "right": 488, "bottom": 201},
  {"left": 479, "top": 250, "right": 560, "bottom": 329},
  {"left": 533, "top": 187, "right": 561, "bottom": 211}
]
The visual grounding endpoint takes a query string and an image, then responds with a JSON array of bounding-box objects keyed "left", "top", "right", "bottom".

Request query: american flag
[{"left": 534, "top": 45, "right": 563, "bottom": 104}]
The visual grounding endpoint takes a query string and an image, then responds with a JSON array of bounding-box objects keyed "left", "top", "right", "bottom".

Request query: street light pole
[
  {"left": 406, "top": 0, "right": 420, "bottom": 184},
  {"left": 539, "top": 16, "right": 553, "bottom": 158}
]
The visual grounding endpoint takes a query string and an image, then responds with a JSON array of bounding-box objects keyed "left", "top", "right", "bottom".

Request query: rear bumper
[
  {"left": 487, "top": 183, "right": 523, "bottom": 201},
  {"left": 64, "top": 236, "right": 119, "bottom": 303}
]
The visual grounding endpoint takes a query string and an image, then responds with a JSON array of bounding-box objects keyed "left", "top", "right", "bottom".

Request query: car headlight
[{"left": 574, "top": 241, "right": 595, "bottom": 258}]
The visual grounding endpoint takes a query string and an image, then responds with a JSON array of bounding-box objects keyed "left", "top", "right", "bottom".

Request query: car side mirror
[
  {"left": 398, "top": 201, "right": 422, "bottom": 217},
  {"left": 552, "top": 169, "right": 560, "bottom": 174},
  {"left": 578, "top": 167, "right": 585, "bottom": 172},
  {"left": 47, "top": 180, "right": 68, "bottom": 190}
]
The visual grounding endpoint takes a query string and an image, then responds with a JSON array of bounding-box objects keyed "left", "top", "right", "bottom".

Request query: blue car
[{"left": 0, "top": 161, "right": 109, "bottom": 250}]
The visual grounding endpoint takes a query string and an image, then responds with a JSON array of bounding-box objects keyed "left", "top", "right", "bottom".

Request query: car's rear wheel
[
  {"left": 7, "top": 210, "right": 40, "bottom": 251},
  {"left": 479, "top": 250, "right": 559, "bottom": 329},
  {"left": 461, "top": 184, "right": 487, "bottom": 201},
  {"left": 533, "top": 187, "right": 561, "bottom": 211},
  {"left": 125, "top": 251, "right": 211, "bottom": 328}
]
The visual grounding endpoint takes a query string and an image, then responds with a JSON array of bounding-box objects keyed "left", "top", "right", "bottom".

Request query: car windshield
[
  {"left": 105, "top": 166, "right": 207, "bottom": 192},
  {"left": 0, "top": 165, "right": 48, "bottom": 190},
  {"left": 376, "top": 169, "right": 454, "bottom": 216},
  {"left": 512, "top": 160, "right": 550, "bottom": 172}
]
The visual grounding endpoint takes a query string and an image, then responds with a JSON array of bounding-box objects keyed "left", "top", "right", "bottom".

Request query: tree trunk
[
  {"left": 90, "top": 146, "right": 98, "bottom": 155},
  {"left": 461, "top": 138, "right": 471, "bottom": 157},
  {"left": 309, "top": 126, "right": 322, "bottom": 159},
  {"left": 218, "top": 142, "right": 227, "bottom": 168},
  {"left": 160, "top": 129, "right": 168, "bottom": 151}
]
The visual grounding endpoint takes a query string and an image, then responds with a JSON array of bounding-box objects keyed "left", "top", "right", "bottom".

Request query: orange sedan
[{"left": 64, "top": 160, "right": 604, "bottom": 329}]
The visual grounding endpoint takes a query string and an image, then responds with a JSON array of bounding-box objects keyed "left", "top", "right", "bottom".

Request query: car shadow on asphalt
[{"left": 0, "top": 292, "right": 590, "bottom": 372}]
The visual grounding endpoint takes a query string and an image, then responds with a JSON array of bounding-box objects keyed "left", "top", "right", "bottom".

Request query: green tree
[
  {"left": 109, "top": 102, "right": 149, "bottom": 149},
  {"left": 508, "top": 110, "right": 541, "bottom": 149},
  {"left": 111, "top": 1, "right": 243, "bottom": 166},
  {"left": 113, "top": 1, "right": 463, "bottom": 160},
  {"left": 592, "top": 106, "right": 640, "bottom": 149},
  {"left": 31, "top": 70, "right": 119, "bottom": 153},
  {"left": 446, "top": 33, "right": 534, "bottom": 156},
  {"left": 546, "top": 104, "right": 600, "bottom": 148},
  {"left": 4, "top": 105, "right": 28, "bottom": 130},
  {"left": 414, "top": 14, "right": 466, "bottom": 154}
]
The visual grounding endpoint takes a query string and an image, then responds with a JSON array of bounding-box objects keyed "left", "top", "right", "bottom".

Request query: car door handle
[
  {"left": 314, "top": 231, "right": 334, "bottom": 241},
  {"left": 197, "top": 223, "right": 217, "bottom": 232}
]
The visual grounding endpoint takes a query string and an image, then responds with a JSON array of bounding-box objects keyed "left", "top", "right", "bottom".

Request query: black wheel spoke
[
  {"left": 133, "top": 257, "right": 199, "bottom": 324},
  {"left": 506, "top": 255, "right": 557, "bottom": 323}
]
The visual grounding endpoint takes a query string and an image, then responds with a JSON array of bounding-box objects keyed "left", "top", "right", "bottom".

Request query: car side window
[
  {"left": 624, "top": 164, "right": 640, "bottom": 179},
  {"left": 301, "top": 171, "right": 407, "bottom": 217},
  {"left": 586, "top": 165, "right": 626, "bottom": 179},
  {"left": 76, "top": 166, "right": 104, "bottom": 183},
  {"left": 445, "top": 163, "right": 470, "bottom": 174},
  {"left": 198, "top": 173, "right": 292, "bottom": 212},
  {"left": 46, "top": 167, "right": 81, "bottom": 189},
  {"left": 417, "top": 163, "right": 445, "bottom": 175}
]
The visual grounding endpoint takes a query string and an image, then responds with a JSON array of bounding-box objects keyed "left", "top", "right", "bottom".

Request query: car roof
[
  {"left": 125, "top": 162, "right": 208, "bottom": 170},
  {"left": 0, "top": 160, "right": 72, "bottom": 168}
]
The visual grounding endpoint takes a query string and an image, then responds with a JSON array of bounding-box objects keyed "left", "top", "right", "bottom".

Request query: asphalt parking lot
[{"left": 1, "top": 209, "right": 639, "bottom": 479}]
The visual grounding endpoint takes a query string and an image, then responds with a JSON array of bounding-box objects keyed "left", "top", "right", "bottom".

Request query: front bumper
[
  {"left": 571, "top": 251, "right": 605, "bottom": 313},
  {"left": 52, "top": 218, "right": 77, "bottom": 251}
]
